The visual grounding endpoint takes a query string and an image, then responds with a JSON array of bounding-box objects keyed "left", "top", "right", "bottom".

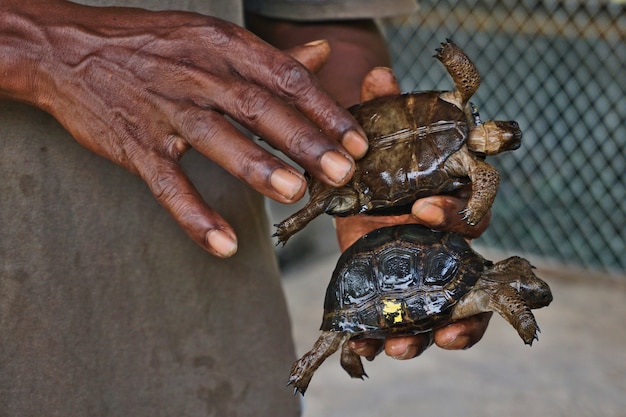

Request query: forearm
[
  {"left": 245, "top": 15, "right": 391, "bottom": 107},
  {"left": 0, "top": 0, "right": 57, "bottom": 106},
  {"left": 0, "top": 0, "right": 117, "bottom": 111}
]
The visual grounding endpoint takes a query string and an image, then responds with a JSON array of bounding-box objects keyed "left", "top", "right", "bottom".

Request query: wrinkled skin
[
  {"left": 1, "top": 0, "right": 371, "bottom": 257},
  {"left": 1, "top": 2, "right": 490, "bottom": 368}
]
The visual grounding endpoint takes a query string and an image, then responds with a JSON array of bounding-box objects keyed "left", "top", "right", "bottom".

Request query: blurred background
[
  {"left": 270, "top": 1, "right": 625, "bottom": 416},
  {"left": 383, "top": 0, "right": 625, "bottom": 274},
  {"left": 273, "top": 0, "right": 625, "bottom": 276}
]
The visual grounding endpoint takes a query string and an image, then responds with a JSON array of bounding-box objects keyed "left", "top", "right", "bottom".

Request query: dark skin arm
[
  {"left": 0, "top": 0, "right": 369, "bottom": 257},
  {"left": 0, "top": 0, "right": 489, "bottom": 361},
  {"left": 247, "top": 15, "right": 491, "bottom": 361}
]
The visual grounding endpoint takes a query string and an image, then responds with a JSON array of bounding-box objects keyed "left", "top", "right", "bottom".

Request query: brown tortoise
[
  {"left": 275, "top": 40, "right": 522, "bottom": 245},
  {"left": 288, "top": 224, "right": 553, "bottom": 395}
]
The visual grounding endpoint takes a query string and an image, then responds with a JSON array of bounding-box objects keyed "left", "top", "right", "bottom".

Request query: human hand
[
  {"left": 6, "top": 1, "right": 368, "bottom": 257},
  {"left": 335, "top": 67, "right": 492, "bottom": 360}
]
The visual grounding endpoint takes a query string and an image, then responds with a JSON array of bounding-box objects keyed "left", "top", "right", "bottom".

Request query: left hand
[{"left": 335, "top": 67, "right": 493, "bottom": 360}]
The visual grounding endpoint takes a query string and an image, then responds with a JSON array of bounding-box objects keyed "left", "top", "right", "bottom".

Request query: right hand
[
  {"left": 334, "top": 67, "right": 492, "bottom": 361},
  {"left": 6, "top": 1, "right": 368, "bottom": 257}
]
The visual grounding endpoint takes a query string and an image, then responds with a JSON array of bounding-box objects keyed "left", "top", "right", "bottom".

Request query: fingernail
[
  {"left": 413, "top": 201, "right": 445, "bottom": 226},
  {"left": 206, "top": 229, "right": 238, "bottom": 258},
  {"left": 270, "top": 168, "right": 304, "bottom": 200},
  {"left": 440, "top": 335, "right": 464, "bottom": 350},
  {"left": 320, "top": 151, "right": 354, "bottom": 184},
  {"left": 304, "top": 39, "right": 328, "bottom": 47},
  {"left": 390, "top": 344, "right": 417, "bottom": 360},
  {"left": 341, "top": 130, "right": 369, "bottom": 159}
]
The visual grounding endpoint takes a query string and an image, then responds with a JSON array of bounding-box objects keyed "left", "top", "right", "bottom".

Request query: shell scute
[{"left": 321, "top": 225, "right": 486, "bottom": 336}]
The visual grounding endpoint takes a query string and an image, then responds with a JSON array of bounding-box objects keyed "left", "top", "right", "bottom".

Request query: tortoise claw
[
  {"left": 286, "top": 377, "right": 308, "bottom": 396},
  {"left": 525, "top": 333, "right": 539, "bottom": 346},
  {"left": 272, "top": 225, "right": 289, "bottom": 247},
  {"left": 458, "top": 208, "right": 480, "bottom": 226},
  {"left": 287, "top": 382, "right": 300, "bottom": 396},
  {"left": 525, "top": 325, "right": 541, "bottom": 346}
]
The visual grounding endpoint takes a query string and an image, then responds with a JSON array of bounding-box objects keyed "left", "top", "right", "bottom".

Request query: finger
[
  {"left": 133, "top": 152, "right": 238, "bottom": 258},
  {"left": 348, "top": 338, "right": 383, "bottom": 360},
  {"left": 285, "top": 39, "right": 331, "bottom": 74},
  {"left": 412, "top": 196, "right": 491, "bottom": 239},
  {"left": 227, "top": 37, "right": 369, "bottom": 160},
  {"left": 360, "top": 66, "right": 402, "bottom": 102},
  {"left": 205, "top": 75, "right": 360, "bottom": 186},
  {"left": 335, "top": 213, "right": 416, "bottom": 251},
  {"left": 434, "top": 312, "right": 493, "bottom": 350},
  {"left": 173, "top": 107, "right": 307, "bottom": 203},
  {"left": 335, "top": 194, "right": 490, "bottom": 251},
  {"left": 384, "top": 333, "right": 434, "bottom": 360}
]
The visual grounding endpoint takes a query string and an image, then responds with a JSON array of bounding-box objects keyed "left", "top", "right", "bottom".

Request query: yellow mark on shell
[{"left": 382, "top": 299, "right": 403, "bottom": 323}]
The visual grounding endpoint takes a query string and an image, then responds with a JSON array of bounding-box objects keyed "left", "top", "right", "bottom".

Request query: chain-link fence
[{"left": 380, "top": 0, "right": 625, "bottom": 273}]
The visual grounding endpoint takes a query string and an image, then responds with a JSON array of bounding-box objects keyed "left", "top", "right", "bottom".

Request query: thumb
[
  {"left": 285, "top": 39, "right": 331, "bottom": 74},
  {"left": 360, "top": 66, "right": 402, "bottom": 102}
]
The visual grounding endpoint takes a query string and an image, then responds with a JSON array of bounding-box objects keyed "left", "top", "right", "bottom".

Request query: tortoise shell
[
  {"left": 340, "top": 92, "right": 471, "bottom": 215},
  {"left": 274, "top": 40, "right": 522, "bottom": 245},
  {"left": 322, "top": 224, "right": 488, "bottom": 338}
]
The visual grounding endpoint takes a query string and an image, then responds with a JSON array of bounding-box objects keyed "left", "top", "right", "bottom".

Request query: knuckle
[
  {"left": 145, "top": 162, "right": 180, "bottom": 205},
  {"left": 282, "top": 126, "right": 318, "bottom": 159},
  {"left": 177, "top": 108, "right": 221, "bottom": 145},
  {"left": 146, "top": 164, "right": 196, "bottom": 222},
  {"left": 234, "top": 87, "right": 273, "bottom": 122},
  {"left": 271, "top": 59, "right": 312, "bottom": 98},
  {"left": 166, "top": 135, "right": 190, "bottom": 161}
]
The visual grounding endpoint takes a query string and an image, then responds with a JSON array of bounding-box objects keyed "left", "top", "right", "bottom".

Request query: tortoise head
[
  {"left": 467, "top": 120, "right": 522, "bottom": 155},
  {"left": 493, "top": 256, "right": 553, "bottom": 309}
]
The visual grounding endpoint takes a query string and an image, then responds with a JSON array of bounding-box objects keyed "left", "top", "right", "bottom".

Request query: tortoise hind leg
[
  {"left": 273, "top": 199, "right": 327, "bottom": 246},
  {"left": 435, "top": 40, "right": 481, "bottom": 106},
  {"left": 288, "top": 331, "right": 349, "bottom": 395},
  {"left": 340, "top": 341, "right": 368, "bottom": 380},
  {"left": 274, "top": 185, "right": 359, "bottom": 245}
]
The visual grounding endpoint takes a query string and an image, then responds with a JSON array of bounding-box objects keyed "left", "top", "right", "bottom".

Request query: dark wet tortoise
[
  {"left": 288, "top": 224, "right": 553, "bottom": 395},
  {"left": 275, "top": 40, "right": 522, "bottom": 245}
]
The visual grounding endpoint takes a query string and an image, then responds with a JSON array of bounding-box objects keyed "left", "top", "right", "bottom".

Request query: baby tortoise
[
  {"left": 275, "top": 40, "right": 522, "bottom": 245},
  {"left": 288, "top": 224, "right": 552, "bottom": 395}
]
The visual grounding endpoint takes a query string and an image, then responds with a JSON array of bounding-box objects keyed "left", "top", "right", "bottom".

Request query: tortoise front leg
[
  {"left": 462, "top": 158, "right": 500, "bottom": 225},
  {"left": 444, "top": 148, "right": 500, "bottom": 226},
  {"left": 487, "top": 284, "right": 540, "bottom": 345},
  {"left": 288, "top": 331, "right": 349, "bottom": 395}
]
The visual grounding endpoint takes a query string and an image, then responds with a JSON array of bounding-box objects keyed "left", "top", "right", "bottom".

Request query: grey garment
[
  {"left": 244, "top": 0, "right": 417, "bottom": 21},
  {"left": 0, "top": 104, "right": 299, "bottom": 416},
  {"left": 0, "top": 1, "right": 298, "bottom": 416},
  {"left": 77, "top": 0, "right": 244, "bottom": 22},
  {"left": 1, "top": 0, "right": 413, "bottom": 415}
]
